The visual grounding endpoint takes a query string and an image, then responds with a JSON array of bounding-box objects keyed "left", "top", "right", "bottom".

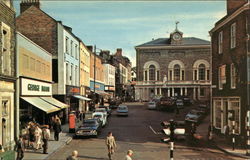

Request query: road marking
[{"left": 149, "top": 125, "right": 162, "bottom": 135}]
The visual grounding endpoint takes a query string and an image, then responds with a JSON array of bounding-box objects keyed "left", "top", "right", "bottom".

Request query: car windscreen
[
  {"left": 119, "top": 106, "right": 127, "bottom": 110},
  {"left": 149, "top": 102, "right": 155, "bottom": 105},
  {"left": 83, "top": 121, "right": 96, "bottom": 126},
  {"left": 93, "top": 115, "right": 102, "bottom": 118}
]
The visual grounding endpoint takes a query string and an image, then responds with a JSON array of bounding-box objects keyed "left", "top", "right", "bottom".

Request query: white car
[
  {"left": 148, "top": 101, "right": 157, "bottom": 110},
  {"left": 117, "top": 105, "right": 128, "bottom": 116},
  {"left": 92, "top": 112, "right": 107, "bottom": 127},
  {"left": 176, "top": 99, "right": 184, "bottom": 108},
  {"left": 95, "top": 108, "right": 108, "bottom": 118}
]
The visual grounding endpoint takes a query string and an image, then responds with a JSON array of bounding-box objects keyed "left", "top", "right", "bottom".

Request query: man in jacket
[
  {"left": 125, "top": 150, "right": 133, "bottom": 160},
  {"left": 15, "top": 135, "right": 24, "bottom": 160},
  {"left": 42, "top": 125, "right": 50, "bottom": 154},
  {"left": 53, "top": 119, "right": 62, "bottom": 141},
  {"left": 106, "top": 132, "right": 117, "bottom": 160}
]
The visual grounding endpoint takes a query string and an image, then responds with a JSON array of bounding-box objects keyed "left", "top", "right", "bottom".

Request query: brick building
[
  {"left": 16, "top": 0, "right": 81, "bottom": 123},
  {"left": 135, "top": 26, "right": 211, "bottom": 102},
  {"left": 0, "top": 0, "right": 16, "bottom": 155},
  {"left": 210, "top": 0, "right": 250, "bottom": 138}
]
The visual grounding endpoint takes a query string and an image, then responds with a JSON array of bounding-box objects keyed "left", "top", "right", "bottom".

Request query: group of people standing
[{"left": 16, "top": 115, "right": 62, "bottom": 160}]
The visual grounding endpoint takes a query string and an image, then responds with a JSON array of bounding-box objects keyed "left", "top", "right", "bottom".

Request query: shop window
[{"left": 229, "top": 101, "right": 240, "bottom": 134}]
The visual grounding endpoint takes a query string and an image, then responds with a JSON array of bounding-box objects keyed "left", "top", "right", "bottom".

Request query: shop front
[{"left": 20, "top": 78, "right": 68, "bottom": 128}]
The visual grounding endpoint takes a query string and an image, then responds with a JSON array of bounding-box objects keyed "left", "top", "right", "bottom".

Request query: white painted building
[{"left": 103, "top": 63, "right": 116, "bottom": 96}]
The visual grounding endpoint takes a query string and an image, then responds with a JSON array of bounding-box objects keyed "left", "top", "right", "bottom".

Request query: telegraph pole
[{"left": 93, "top": 45, "right": 96, "bottom": 107}]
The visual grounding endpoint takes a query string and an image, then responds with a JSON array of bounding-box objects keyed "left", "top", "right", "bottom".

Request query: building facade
[
  {"left": 135, "top": 28, "right": 211, "bottom": 102},
  {"left": 0, "top": 0, "right": 16, "bottom": 153},
  {"left": 79, "top": 41, "right": 91, "bottom": 112},
  {"left": 210, "top": 0, "right": 250, "bottom": 138},
  {"left": 16, "top": 32, "right": 68, "bottom": 128},
  {"left": 103, "top": 63, "right": 116, "bottom": 97},
  {"left": 16, "top": 1, "right": 81, "bottom": 122}
]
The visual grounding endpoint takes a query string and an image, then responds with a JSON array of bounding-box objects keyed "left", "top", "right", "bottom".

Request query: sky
[{"left": 14, "top": 1, "right": 227, "bottom": 67}]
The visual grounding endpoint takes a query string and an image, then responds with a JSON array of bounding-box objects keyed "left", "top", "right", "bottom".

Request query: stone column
[
  {"left": 185, "top": 87, "right": 187, "bottom": 96},
  {"left": 172, "top": 88, "right": 175, "bottom": 97},
  {"left": 159, "top": 87, "right": 162, "bottom": 96},
  {"left": 198, "top": 86, "right": 200, "bottom": 100},
  {"left": 180, "top": 87, "right": 183, "bottom": 96},
  {"left": 193, "top": 87, "right": 196, "bottom": 100},
  {"left": 155, "top": 88, "right": 157, "bottom": 96},
  {"left": 167, "top": 88, "right": 170, "bottom": 97}
]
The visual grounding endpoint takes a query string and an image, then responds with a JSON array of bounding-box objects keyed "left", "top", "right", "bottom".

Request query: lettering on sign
[{"left": 27, "top": 84, "right": 50, "bottom": 92}]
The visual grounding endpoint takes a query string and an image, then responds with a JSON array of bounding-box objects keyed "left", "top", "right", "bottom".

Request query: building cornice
[
  {"left": 210, "top": 2, "right": 250, "bottom": 34},
  {"left": 135, "top": 45, "right": 210, "bottom": 50}
]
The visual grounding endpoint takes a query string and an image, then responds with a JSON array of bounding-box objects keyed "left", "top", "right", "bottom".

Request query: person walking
[
  {"left": 66, "top": 150, "right": 78, "bottom": 160},
  {"left": 106, "top": 132, "right": 117, "bottom": 160},
  {"left": 53, "top": 119, "right": 62, "bottom": 141},
  {"left": 15, "top": 135, "right": 24, "bottom": 160},
  {"left": 125, "top": 150, "right": 133, "bottom": 160},
  {"left": 34, "top": 125, "right": 42, "bottom": 150},
  {"left": 42, "top": 125, "right": 50, "bottom": 154}
]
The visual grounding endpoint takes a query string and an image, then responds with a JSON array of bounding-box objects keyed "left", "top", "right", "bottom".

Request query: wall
[{"left": 16, "top": 32, "right": 52, "bottom": 82}]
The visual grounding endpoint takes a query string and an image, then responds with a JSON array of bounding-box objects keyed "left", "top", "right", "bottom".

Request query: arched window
[
  {"left": 174, "top": 64, "right": 180, "bottom": 80},
  {"left": 149, "top": 65, "right": 156, "bottom": 81},
  {"left": 198, "top": 64, "right": 206, "bottom": 80}
]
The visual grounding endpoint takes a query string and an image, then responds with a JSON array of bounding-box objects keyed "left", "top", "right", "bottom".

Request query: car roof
[
  {"left": 84, "top": 119, "right": 97, "bottom": 122},
  {"left": 93, "top": 112, "right": 104, "bottom": 115},
  {"left": 118, "top": 105, "right": 127, "bottom": 108}
]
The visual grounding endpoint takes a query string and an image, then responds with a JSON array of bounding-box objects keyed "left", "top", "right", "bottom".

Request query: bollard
[
  {"left": 232, "top": 121, "right": 235, "bottom": 151},
  {"left": 170, "top": 141, "right": 174, "bottom": 160}
]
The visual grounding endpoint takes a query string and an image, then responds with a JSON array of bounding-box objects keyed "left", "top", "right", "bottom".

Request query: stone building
[
  {"left": 0, "top": 0, "right": 16, "bottom": 155},
  {"left": 210, "top": 0, "right": 250, "bottom": 138},
  {"left": 135, "top": 26, "right": 211, "bottom": 102}
]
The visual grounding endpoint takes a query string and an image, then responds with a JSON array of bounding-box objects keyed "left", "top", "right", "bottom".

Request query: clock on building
[{"left": 173, "top": 33, "right": 181, "bottom": 41}]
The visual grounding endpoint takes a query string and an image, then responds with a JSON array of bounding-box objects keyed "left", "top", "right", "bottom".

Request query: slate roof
[{"left": 136, "top": 37, "right": 210, "bottom": 48}]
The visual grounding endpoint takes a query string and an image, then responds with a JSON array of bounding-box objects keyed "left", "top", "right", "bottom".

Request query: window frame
[
  {"left": 149, "top": 65, "right": 156, "bottom": 81},
  {"left": 173, "top": 64, "right": 181, "bottom": 81},
  {"left": 218, "top": 31, "right": 223, "bottom": 54},
  {"left": 230, "top": 63, "right": 236, "bottom": 89},
  {"left": 230, "top": 23, "right": 236, "bottom": 49}
]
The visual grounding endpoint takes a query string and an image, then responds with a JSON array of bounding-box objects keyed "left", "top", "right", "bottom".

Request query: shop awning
[
  {"left": 21, "top": 97, "right": 60, "bottom": 114},
  {"left": 95, "top": 90, "right": 110, "bottom": 96},
  {"left": 40, "top": 97, "right": 69, "bottom": 109},
  {"left": 73, "top": 95, "right": 91, "bottom": 101}
]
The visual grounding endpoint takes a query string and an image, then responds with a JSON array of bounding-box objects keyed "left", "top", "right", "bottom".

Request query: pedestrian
[
  {"left": 53, "top": 118, "right": 62, "bottom": 141},
  {"left": 29, "top": 122, "right": 35, "bottom": 148},
  {"left": 190, "top": 123, "right": 197, "bottom": 138},
  {"left": 66, "top": 150, "right": 78, "bottom": 160},
  {"left": 42, "top": 125, "right": 50, "bottom": 154},
  {"left": 125, "top": 150, "right": 133, "bottom": 160},
  {"left": 106, "top": 132, "right": 117, "bottom": 160},
  {"left": 15, "top": 135, "right": 24, "bottom": 160},
  {"left": 34, "top": 125, "right": 42, "bottom": 150}
]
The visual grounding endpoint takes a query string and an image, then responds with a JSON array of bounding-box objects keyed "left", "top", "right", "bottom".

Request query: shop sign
[
  {"left": 66, "top": 85, "right": 80, "bottom": 96},
  {"left": 21, "top": 78, "right": 52, "bottom": 96}
]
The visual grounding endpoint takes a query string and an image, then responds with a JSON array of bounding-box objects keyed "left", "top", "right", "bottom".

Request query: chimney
[
  {"left": 20, "top": 0, "right": 40, "bottom": 14},
  {"left": 87, "top": 46, "right": 93, "bottom": 52},
  {"left": 227, "top": 0, "right": 247, "bottom": 15},
  {"left": 116, "top": 48, "right": 122, "bottom": 56}
]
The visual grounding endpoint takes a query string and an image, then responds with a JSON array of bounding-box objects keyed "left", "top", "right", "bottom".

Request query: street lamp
[{"left": 93, "top": 45, "right": 102, "bottom": 107}]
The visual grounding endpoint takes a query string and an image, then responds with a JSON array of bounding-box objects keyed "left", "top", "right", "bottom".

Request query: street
[{"left": 48, "top": 103, "right": 242, "bottom": 160}]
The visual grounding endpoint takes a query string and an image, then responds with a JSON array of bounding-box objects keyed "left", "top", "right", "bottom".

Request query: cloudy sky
[{"left": 14, "top": 1, "right": 226, "bottom": 67}]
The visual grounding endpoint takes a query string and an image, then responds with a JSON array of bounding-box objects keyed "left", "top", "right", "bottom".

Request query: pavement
[{"left": 23, "top": 120, "right": 82, "bottom": 160}]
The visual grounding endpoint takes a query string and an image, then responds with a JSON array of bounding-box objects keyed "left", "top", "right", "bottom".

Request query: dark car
[
  {"left": 75, "top": 119, "right": 101, "bottom": 138},
  {"left": 156, "top": 97, "right": 175, "bottom": 111},
  {"left": 183, "top": 96, "right": 192, "bottom": 105},
  {"left": 197, "top": 104, "right": 210, "bottom": 114},
  {"left": 99, "top": 105, "right": 112, "bottom": 116}
]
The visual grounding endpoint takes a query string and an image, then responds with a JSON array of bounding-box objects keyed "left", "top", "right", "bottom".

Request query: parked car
[
  {"left": 185, "top": 109, "right": 204, "bottom": 123},
  {"left": 99, "top": 105, "right": 112, "bottom": 116},
  {"left": 156, "top": 97, "right": 175, "bottom": 111},
  {"left": 176, "top": 99, "right": 184, "bottom": 108},
  {"left": 95, "top": 108, "right": 108, "bottom": 118},
  {"left": 92, "top": 112, "right": 107, "bottom": 127},
  {"left": 75, "top": 119, "right": 102, "bottom": 138},
  {"left": 116, "top": 105, "right": 129, "bottom": 116},
  {"left": 148, "top": 101, "right": 157, "bottom": 110}
]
